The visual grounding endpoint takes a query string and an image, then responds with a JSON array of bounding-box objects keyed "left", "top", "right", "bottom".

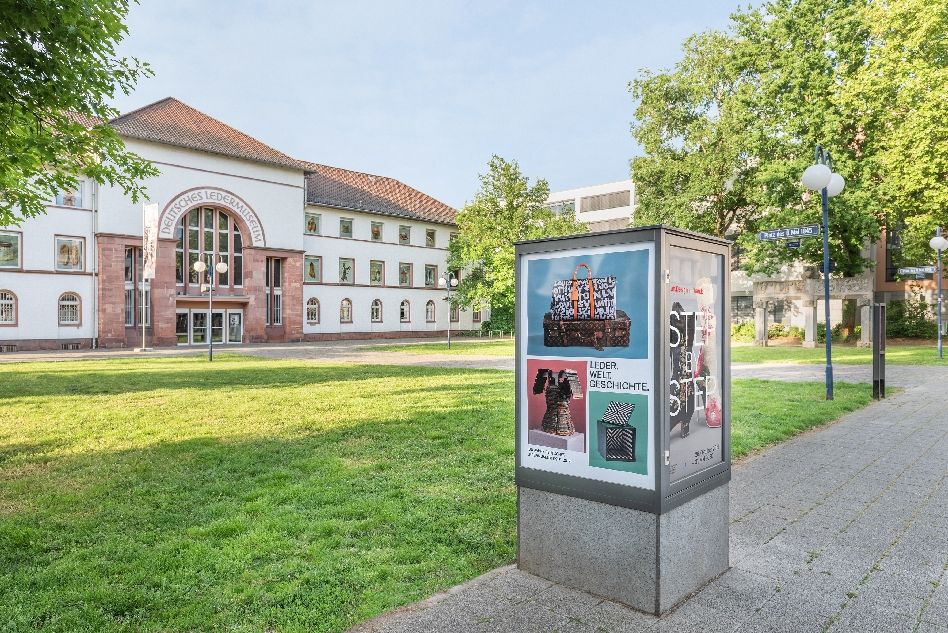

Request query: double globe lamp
[
  {"left": 800, "top": 153, "right": 845, "bottom": 400},
  {"left": 930, "top": 230, "right": 947, "bottom": 360},
  {"left": 439, "top": 273, "right": 459, "bottom": 349},
  {"left": 193, "top": 257, "right": 229, "bottom": 361}
]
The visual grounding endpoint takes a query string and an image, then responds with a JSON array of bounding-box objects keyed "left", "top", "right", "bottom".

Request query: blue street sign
[
  {"left": 786, "top": 240, "right": 801, "bottom": 249},
  {"left": 758, "top": 224, "right": 822, "bottom": 241}
]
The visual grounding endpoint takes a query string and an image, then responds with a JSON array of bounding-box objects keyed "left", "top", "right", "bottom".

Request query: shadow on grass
[
  {"left": 0, "top": 356, "right": 510, "bottom": 400},
  {"left": 0, "top": 401, "right": 517, "bottom": 633}
]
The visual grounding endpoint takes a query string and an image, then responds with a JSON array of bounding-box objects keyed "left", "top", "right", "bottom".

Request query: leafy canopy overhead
[
  {"left": 631, "top": 0, "right": 948, "bottom": 276},
  {"left": 0, "top": 0, "right": 158, "bottom": 226},
  {"left": 448, "top": 156, "right": 587, "bottom": 326}
]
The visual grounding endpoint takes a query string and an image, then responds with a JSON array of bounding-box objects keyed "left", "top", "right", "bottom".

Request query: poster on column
[
  {"left": 518, "top": 242, "right": 655, "bottom": 490},
  {"left": 667, "top": 245, "right": 725, "bottom": 483}
]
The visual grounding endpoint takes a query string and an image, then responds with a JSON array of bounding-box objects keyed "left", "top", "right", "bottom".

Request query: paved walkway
[{"left": 349, "top": 366, "right": 948, "bottom": 633}]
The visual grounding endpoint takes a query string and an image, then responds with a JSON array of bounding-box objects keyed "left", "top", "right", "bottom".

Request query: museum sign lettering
[{"left": 158, "top": 187, "right": 266, "bottom": 246}]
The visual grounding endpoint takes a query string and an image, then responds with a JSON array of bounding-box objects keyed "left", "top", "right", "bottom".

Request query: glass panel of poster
[{"left": 667, "top": 245, "right": 725, "bottom": 483}]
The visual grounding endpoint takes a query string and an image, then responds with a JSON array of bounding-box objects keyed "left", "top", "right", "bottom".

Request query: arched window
[
  {"left": 175, "top": 207, "right": 244, "bottom": 289},
  {"left": 371, "top": 299, "right": 382, "bottom": 323},
  {"left": 340, "top": 298, "right": 353, "bottom": 323},
  {"left": 450, "top": 305, "right": 460, "bottom": 323},
  {"left": 425, "top": 300, "right": 436, "bottom": 323},
  {"left": 58, "top": 292, "right": 80, "bottom": 325},
  {"left": 400, "top": 300, "right": 410, "bottom": 323},
  {"left": 0, "top": 290, "right": 16, "bottom": 325},
  {"left": 306, "top": 298, "right": 320, "bottom": 324}
]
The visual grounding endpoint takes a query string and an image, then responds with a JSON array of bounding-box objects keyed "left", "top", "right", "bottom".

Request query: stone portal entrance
[{"left": 752, "top": 272, "right": 874, "bottom": 347}]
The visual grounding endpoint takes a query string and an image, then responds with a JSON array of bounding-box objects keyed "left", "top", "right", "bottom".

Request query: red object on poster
[{"left": 705, "top": 397, "right": 722, "bottom": 428}]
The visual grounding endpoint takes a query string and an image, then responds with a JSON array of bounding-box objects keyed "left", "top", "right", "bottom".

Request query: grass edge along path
[
  {"left": 366, "top": 339, "right": 514, "bottom": 356},
  {"left": 731, "top": 343, "right": 948, "bottom": 366},
  {"left": 0, "top": 355, "right": 872, "bottom": 632}
]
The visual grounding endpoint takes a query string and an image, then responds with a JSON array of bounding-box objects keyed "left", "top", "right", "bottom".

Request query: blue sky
[{"left": 114, "top": 1, "right": 740, "bottom": 208}]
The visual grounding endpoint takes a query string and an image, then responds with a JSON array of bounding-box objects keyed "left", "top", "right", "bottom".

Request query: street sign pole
[{"left": 938, "top": 227, "right": 944, "bottom": 360}]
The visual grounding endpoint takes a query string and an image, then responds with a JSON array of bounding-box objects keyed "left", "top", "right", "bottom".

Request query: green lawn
[
  {"left": 367, "top": 339, "right": 515, "bottom": 355},
  {"left": 731, "top": 343, "right": 948, "bottom": 365},
  {"left": 0, "top": 356, "right": 871, "bottom": 632}
]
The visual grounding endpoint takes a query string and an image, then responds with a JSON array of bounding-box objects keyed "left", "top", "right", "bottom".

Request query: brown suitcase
[{"left": 543, "top": 310, "right": 631, "bottom": 351}]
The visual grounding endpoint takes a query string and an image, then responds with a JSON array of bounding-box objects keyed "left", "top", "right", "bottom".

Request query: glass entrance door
[
  {"left": 177, "top": 309, "right": 242, "bottom": 345},
  {"left": 227, "top": 311, "right": 243, "bottom": 344}
]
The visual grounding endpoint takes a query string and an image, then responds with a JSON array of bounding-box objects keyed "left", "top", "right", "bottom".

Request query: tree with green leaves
[
  {"left": 841, "top": 0, "right": 948, "bottom": 267},
  {"left": 448, "top": 155, "right": 587, "bottom": 330},
  {"left": 631, "top": 0, "right": 888, "bottom": 277},
  {"left": 0, "top": 0, "right": 158, "bottom": 226}
]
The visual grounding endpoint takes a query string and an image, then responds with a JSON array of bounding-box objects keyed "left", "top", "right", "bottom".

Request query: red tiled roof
[
  {"left": 303, "top": 162, "right": 456, "bottom": 225},
  {"left": 65, "top": 111, "right": 105, "bottom": 128},
  {"left": 109, "top": 97, "right": 306, "bottom": 171}
]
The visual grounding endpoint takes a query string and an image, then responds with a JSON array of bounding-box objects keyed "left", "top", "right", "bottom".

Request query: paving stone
[
  {"left": 575, "top": 600, "right": 660, "bottom": 633},
  {"left": 826, "top": 604, "right": 920, "bottom": 633}
]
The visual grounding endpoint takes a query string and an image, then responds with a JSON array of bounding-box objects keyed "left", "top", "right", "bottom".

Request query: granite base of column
[{"left": 517, "top": 484, "right": 729, "bottom": 615}]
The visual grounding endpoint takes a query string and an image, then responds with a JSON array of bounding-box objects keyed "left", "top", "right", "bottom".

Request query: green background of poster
[{"left": 587, "top": 392, "right": 649, "bottom": 475}]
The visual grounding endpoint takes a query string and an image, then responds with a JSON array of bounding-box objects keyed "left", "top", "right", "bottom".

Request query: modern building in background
[
  {"left": 546, "top": 180, "right": 635, "bottom": 233},
  {"left": 0, "top": 98, "right": 483, "bottom": 351}
]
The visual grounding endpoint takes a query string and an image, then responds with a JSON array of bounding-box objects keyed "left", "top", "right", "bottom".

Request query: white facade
[
  {"left": 301, "top": 204, "right": 479, "bottom": 336},
  {"left": 0, "top": 98, "right": 482, "bottom": 350}
]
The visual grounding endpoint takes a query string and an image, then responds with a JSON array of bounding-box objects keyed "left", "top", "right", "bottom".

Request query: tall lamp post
[
  {"left": 929, "top": 228, "right": 947, "bottom": 359},
  {"left": 801, "top": 145, "right": 845, "bottom": 400},
  {"left": 438, "top": 271, "right": 459, "bottom": 349},
  {"left": 193, "top": 255, "right": 228, "bottom": 361}
]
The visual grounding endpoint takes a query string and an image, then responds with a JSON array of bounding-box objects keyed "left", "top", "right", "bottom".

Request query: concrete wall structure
[{"left": 546, "top": 180, "right": 635, "bottom": 233}]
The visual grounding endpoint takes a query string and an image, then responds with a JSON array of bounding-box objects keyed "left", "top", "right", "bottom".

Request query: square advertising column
[{"left": 515, "top": 226, "right": 731, "bottom": 615}]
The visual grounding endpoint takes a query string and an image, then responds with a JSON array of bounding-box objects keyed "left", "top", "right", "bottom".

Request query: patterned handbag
[
  {"left": 549, "top": 264, "right": 617, "bottom": 321},
  {"left": 596, "top": 401, "right": 636, "bottom": 462}
]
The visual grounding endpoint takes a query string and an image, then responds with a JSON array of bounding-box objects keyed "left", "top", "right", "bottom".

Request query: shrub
[
  {"left": 786, "top": 326, "right": 804, "bottom": 340},
  {"left": 732, "top": 321, "right": 756, "bottom": 342},
  {"left": 886, "top": 286, "right": 937, "bottom": 339}
]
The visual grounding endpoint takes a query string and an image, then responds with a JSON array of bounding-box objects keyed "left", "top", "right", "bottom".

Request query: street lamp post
[
  {"left": 801, "top": 145, "right": 845, "bottom": 400},
  {"left": 438, "top": 272, "right": 459, "bottom": 349},
  {"left": 193, "top": 255, "right": 229, "bottom": 361},
  {"left": 929, "top": 228, "right": 948, "bottom": 359}
]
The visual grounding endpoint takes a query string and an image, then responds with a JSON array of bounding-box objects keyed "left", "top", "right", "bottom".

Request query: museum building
[{"left": 0, "top": 98, "right": 484, "bottom": 351}]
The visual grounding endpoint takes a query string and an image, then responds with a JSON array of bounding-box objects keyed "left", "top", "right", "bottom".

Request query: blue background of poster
[{"left": 525, "top": 248, "right": 650, "bottom": 359}]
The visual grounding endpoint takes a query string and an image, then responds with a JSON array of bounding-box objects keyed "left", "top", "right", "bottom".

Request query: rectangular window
[
  {"left": 339, "top": 257, "right": 355, "bottom": 284},
  {"left": 450, "top": 306, "right": 460, "bottom": 323},
  {"left": 55, "top": 182, "right": 83, "bottom": 208},
  {"left": 426, "top": 229, "right": 436, "bottom": 248},
  {"left": 266, "top": 257, "right": 283, "bottom": 325},
  {"left": 304, "top": 256, "right": 322, "bottom": 282},
  {"left": 305, "top": 212, "right": 321, "bottom": 235},
  {"left": 123, "top": 246, "right": 150, "bottom": 327},
  {"left": 371, "top": 221, "right": 384, "bottom": 242},
  {"left": 399, "top": 262, "right": 412, "bottom": 287},
  {"left": 449, "top": 232, "right": 459, "bottom": 244},
  {"left": 176, "top": 313, "right": 189, "bottom": 345},
  {"left": 399, "top": 225, "right": 411, "bottom": 245},
  {"left": 424, "top": 265, "right": 437, "bottom": 288},
  {"left": 0, "top": 231, "right": 22, "bottom": 269},
  {"left": 124, "top": 287, "right": 135, "bottom": 327},
  {"left": 473, "top": 309, "right": 481, "bottom": 323},
  {"left": 340, "top": 218, "right": 353, "bottom": 238},
  {"left": 370, "top": 260, "right": 384, "bottom": 286},
  {"left": 55, "top": 236, "right": 85, "bottom": 272}
]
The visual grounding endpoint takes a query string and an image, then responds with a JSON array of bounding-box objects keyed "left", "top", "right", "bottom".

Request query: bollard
[{"left": 872, "top": 303, "right": 886, "bottom": 399}]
